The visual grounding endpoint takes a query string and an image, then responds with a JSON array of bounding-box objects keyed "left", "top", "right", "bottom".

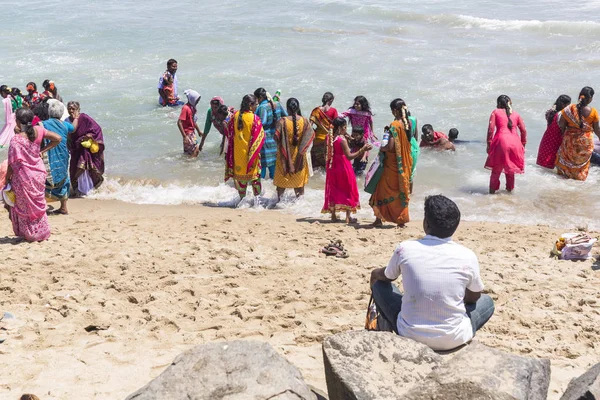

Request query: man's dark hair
[
  {"left": 167, "top": 58, "right": 177, "bottom": 67},
  {"left": 424, "top": 195, "right": 461, "bottom": 238},
  {"left": 448, "top": 128, "right": 459, "bottom": 140},
  {"left": 421, "top": 124, "right": 433, "bottom": 134}
]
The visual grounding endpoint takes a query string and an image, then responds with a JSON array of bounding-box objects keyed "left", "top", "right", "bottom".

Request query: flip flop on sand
[{"left": 320, "top": 246, "right": 338, "bottom": 256}]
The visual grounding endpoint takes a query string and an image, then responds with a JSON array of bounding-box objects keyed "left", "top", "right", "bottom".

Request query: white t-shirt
[{"left": 384, "top": 235, "right": 484, "bottom": 351}]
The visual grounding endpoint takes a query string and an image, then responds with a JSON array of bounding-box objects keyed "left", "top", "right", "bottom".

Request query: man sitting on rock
[{"left": 369, "top": 195, "right": 494, "bottom": 351}]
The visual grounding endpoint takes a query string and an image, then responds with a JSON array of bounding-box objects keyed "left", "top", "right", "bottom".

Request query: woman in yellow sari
[
  {"left": 556, "top": 86, "right": 600, "bottom": 181},
  {"left": 369, "top": 98, "right": 413, "bottom": 227},
  {"left": 225, "top": 94, "right": 265, "bottom": 199},
  {"left": 274, "top": 98, "right": 315, "bottom": 200}
]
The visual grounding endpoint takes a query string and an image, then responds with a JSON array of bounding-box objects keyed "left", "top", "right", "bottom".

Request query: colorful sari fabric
[
  {"left": 536, "top": 110, "right": 563, "bottom": 169},
  {"left": 408, "top": 116, "right": 419, "bottom": 181},
  {"left": 556, "top": 104, "right": 599, "bottom": 181},
  {"left": 42, "top": 118, "right": 74, "bottom": 201},
  {"left": 321, "top": 135, "right": 360, "bottom": 214},
  {"left": 369, "top": 120, "right": 412, "bottom": 225},
  {"left": 67, "top": 113, "right": 105, "bottom": 193},
  {"left": 273, "top": 116, "right": 315, "bottom": 189},
  {"left": 0, "top": 97, "right": 16, "bottom": 148},
  {"left": 10, "top": 95, "right": 23, "bottom": 112},
  {"left": 256, "top": 100, "right": 287, "bottom": 168},
  {"left": 225, "top": 111, "right": 265, "bottom": 197},
  {"left": 8, "top": 128, "right": 51, "bottom": 241},
  {"left": 310, "top": 107, "right": 338, "bottom": 169}
]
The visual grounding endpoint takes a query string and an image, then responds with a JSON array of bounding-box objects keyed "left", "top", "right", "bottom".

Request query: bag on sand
[
  {"left": 77, "top": 170, "right": 94, "bottom": 195},
  {"left": 365, "top": 294, "right": 394, "bottom": 332},
  {"left": 555, "top": 232, "right": 597, "bottom": 260}
]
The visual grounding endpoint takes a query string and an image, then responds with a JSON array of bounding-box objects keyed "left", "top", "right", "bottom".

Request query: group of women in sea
[
  {"left": 176, "top": 85, "right": 600, "bottom": 227},
  {"left": 0, "top": 80, "right": 105, "bottom": 242}
]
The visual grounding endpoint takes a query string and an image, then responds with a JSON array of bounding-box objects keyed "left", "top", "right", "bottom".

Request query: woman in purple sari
[{"left": 66, "top": 101, "right": 105, "bottom": 195}]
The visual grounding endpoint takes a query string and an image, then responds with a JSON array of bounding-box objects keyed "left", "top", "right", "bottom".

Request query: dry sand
[{"left": 0, "top": 199, "right": 599, "bottom": 399}]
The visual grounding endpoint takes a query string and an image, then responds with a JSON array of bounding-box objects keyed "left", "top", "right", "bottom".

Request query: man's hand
[
  {"left": 464, "top": 289, "right": 481, "bottom": 304},
  {"left": 370, "top": 267, "right": 391, "bottom": 288}
]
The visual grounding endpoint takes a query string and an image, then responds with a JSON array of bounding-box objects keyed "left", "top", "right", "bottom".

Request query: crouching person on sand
[{"left": 369, "top": 194, "right": 494, "bottom": 351}]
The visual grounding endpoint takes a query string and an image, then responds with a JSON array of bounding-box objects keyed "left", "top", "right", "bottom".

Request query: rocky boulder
[
  {"left": 323, "top": 330, "right": 550, "bottom": 400},
  {"left": 560, "top": 362, "right": 600, "bottom": 400},
  {"left": 126, "top": 341, "right": 316, "bottom": 400}
]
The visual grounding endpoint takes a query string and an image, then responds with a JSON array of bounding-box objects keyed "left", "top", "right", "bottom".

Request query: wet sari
[
  {"left": 273, "top": 116, "right": 315, "bottom": 189},
  {"left": 556, "top": 104, "right": 599, "bottom": 181},
  {"left": 309, "top": 107, "right": 337, "bottom": 168},
  {"left": 67, "top": 113, "right": 105, "bottom": 193},
  {"left": 225, "top": 111, "right": 265, "bottom": 197},
  {"left": 369, "top": 120, "right": 413, "bottom": 225},
  {"left": 42, "top": 118, "right": 73, "bottom": 201},
  {"left": 8, "top": 128, "right": 51, "bottom": 241}
]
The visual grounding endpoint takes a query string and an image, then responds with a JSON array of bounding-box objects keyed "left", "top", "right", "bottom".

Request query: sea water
[{"left": 1, "top": 0, "right": 600, "bottom": 229}]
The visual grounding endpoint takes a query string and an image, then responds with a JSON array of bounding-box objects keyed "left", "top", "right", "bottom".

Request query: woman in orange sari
[
  {"left": 556, "top": 86, "right": 600, "bottom": 181},
  {"left": 309, "top": 92, "right": 338, "bottom": 169},
  {"left": 369, "top": 98, "right": 413, "bottom": 227}
]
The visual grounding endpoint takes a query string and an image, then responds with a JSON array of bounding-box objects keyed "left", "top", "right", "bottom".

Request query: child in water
[
  {"left": 162, "top": 73, "right": 180, "bottom": 106},
  {"left": 177, "top": 89, "right": 203, "bottom": 157},
  {"left": 321, "top": 117, "right": 372, "bottom": 224},
  {"left": 340, "top": 96, "right": 375, "bottom": 176}
]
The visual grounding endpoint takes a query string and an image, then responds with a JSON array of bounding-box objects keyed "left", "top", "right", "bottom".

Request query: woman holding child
[
  {"left": 368, "top": 98, "right": 413, "bottom": 227},
  {"left": 273, "top": 98, "right": 315, "bottom": 200}
]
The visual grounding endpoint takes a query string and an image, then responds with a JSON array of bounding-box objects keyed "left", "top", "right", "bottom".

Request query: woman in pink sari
[
  {"left": 485, "top": 95, "right": 527, "bottom": 194},
  {"left": 321, "top": 118, "right": 371, "bottom": 224},
  {"left": 4, "top": 108, "right": 61, "bottom": 241}
]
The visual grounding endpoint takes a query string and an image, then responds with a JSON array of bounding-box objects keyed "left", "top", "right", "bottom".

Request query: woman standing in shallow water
[
  {"left": 225, "top": 94, "right": 265, "bottom": 200},
  {"left": 536, "top": 95, "right": 571, "bottom": 169},
  {"left": 340, "top": 96, "right": 374, "bottom": 176},
  {"left": 556, "top": 87, "right": 600, "bottom": 181},
  {"left": 273, "top": 98, "right": 315, "bottom": 201},
  {"left": 369, "top": 98, "right": 413, "bottom": 227},
  {"left": 310, "top": 92, "right": 338, "bottom": 169},
  {"left": 484, "top": 95, "right": 527, "bottom": 194}
]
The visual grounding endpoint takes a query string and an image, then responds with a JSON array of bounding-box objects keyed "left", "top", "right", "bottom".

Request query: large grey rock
[
  {"left": 560, "top": 363, "right": 600, "bottom": 400},
  {"left": 408, "top": 341, "right": 550, "bottom": 400},
  {"left": 323, "top": 331, "right": 443, "bottom": 399},
  {"left": 126, "top": 341, "right": 316, "bottom": 400},
  {"left": 323, "top": 330, "right": 551, "bottom": 400}
]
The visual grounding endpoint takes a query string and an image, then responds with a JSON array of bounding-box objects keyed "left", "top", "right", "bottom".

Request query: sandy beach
[{"left": 0, "top": 199, "right": 598, "bottom": 399}]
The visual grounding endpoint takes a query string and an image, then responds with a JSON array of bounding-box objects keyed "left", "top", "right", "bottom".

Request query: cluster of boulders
[{"left": 125, "top": 331, "right": 599, "bottom": 400}]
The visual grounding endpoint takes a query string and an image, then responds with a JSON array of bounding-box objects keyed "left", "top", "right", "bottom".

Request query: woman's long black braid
[
  {"left": 238, "top": 94, "right": 256, "bottom": 131},
  {"left": 287, "top": 98, "right": 301, "bottom": 146},
  {"left": 497, "top": 95, "right": 513, "bottom": 130},
  {"left": 576, "top": 87, "right": 595, "bottom": 129}
]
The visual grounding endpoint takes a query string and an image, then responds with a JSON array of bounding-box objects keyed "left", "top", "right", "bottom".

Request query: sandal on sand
[
  {"left": 321, "top": 246, "right": 338, "bottom": 256},
  {"left": 335, "top": 250, "right": 349, "bottom": 259}
]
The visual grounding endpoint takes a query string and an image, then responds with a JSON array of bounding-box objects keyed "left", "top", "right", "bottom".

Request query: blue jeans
[
  {"left": 261, "top": 165, "right": 275, "bottom": 180},
  {"left": 371, "top": 281, "right": 495, "bottom": 335}
]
